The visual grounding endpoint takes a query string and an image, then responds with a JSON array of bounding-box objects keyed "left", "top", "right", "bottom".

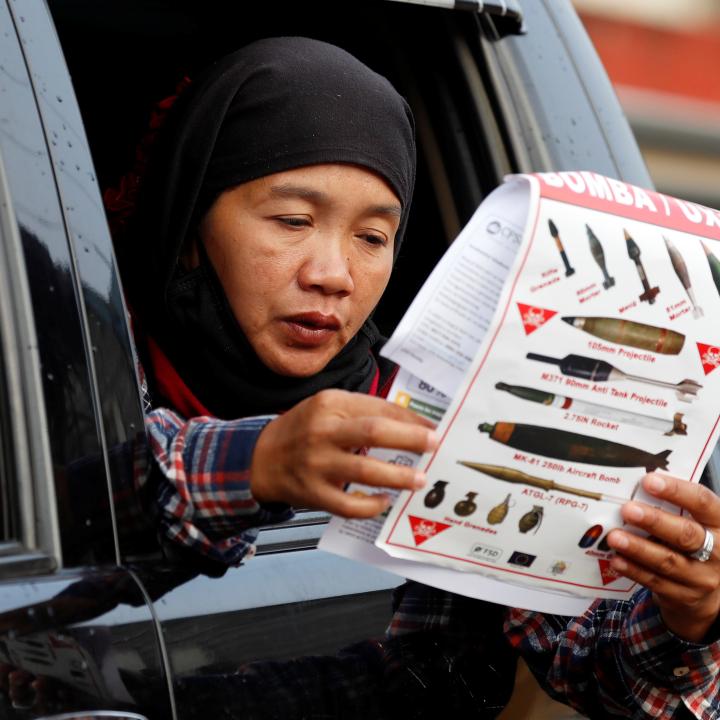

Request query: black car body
[{"left": 0, "top": 1, "right": 710, "bottom": 719}]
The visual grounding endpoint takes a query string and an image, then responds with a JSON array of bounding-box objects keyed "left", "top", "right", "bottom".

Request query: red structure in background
[{"left": 580, "top": 12, "right": 720, "bottom": 104}]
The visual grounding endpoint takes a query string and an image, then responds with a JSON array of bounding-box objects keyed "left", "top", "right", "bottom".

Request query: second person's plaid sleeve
[{"left": 505, "top": 588, "right": 720, "bottom": 719}]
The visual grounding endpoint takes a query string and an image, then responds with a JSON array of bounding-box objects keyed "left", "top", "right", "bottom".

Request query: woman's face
[{"left": 198, "top": 163, "right": 401, "bottom": 377}]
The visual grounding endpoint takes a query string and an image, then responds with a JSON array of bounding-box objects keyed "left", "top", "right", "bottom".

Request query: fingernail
[
  {"left": 608, "top": 530, "right": 629, "bottom": 549},
  {"left": 624, "top": 503, "right": 644, "bottom": 522},
  {"left": 413, "top": 471, "right": 427, "bottom": 489},
  {"left": 646, "top": 474, "right": 666, "bottom": 494},
  {"left": 426, "top": 431, "right": 439, "bottom": 451},
  {"left": 611, "top": 556, "right": 628, "bottom": 572}
]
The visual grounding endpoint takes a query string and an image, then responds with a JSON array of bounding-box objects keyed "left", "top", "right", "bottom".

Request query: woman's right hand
[{"left": 250, "top": 389, "right": 438, "bottom": 518}]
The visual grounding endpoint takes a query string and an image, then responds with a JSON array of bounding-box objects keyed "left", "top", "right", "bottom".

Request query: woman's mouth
[{"left": 282, "top": 312, "right": 342, "bottom": 346}]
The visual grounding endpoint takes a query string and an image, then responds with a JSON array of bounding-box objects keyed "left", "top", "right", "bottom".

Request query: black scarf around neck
[
  {"left": 119, "top": 37, "right": 416, "bottom": 418},
  {"left": 163, "top": 244, "right": 389, "bottom": 417}
]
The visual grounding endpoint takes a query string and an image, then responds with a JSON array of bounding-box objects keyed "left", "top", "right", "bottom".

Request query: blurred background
[{"left": 573, "top": 0, "right": 720, "bottom": 209}]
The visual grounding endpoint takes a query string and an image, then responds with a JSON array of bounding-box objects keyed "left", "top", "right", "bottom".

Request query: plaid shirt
[
  {"left": 390, "top": 583, "right": 720, "bottom": 719},
  {"left": 146, "top": 407, "right": 292, "bottom": 565},
  {"left": 146, "top": 405, "right": 719, "bottom": 718}
]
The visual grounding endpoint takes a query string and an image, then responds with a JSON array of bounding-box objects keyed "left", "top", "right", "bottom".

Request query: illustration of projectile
[
  {"left": 548, "top": 219, "right": 575, "bottom": 276},
  {"left": 561, "top": 316, "right": 685, "bottom": 355},
  {"left": 527, "top": 352, "right": 702, "bottom": 402},
  {"left": 495, "top": 382, "right": 687, "bottom": 436},
  {"left": 477, "top": 421, "right": 671, "bottom": 471},
  {"left": 625, "top": 229, "right": 659, "bottom": 304},
  {"left": 586, "top": 224, "right": 615, "bottom": 289},
  {"left": 664, "top": 236, "right": 703, "bottom": 318},
  {"left": 702, "top": 241, "right": 720, "bottom": 298},
  {"left": 456, "top": 462, "right": 628, "bottom": 504}
]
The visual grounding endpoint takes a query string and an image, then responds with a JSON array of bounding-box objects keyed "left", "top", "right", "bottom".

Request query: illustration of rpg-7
[
  {"left": 477, "top": 420, "right": 671, "bottom": 471},
  {"left": 457, "top": 462, "right": 628, "bottom": 504},
  {"left": 527, "top": 352, "right": 702, "bottom": 402}
]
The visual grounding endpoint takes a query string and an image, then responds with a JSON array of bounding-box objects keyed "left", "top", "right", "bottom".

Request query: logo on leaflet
[
  {"left": 697, "top": 342, "right": 720, "bottom": 375},
  {"left": 516, "top": 303, "right": 557, "bottom": 335},
  {"left": 508, "top": 551, "right": 536, "bottom": 568},
  {"left": 408, "top": 515, "right": 452, "bottom": 546},
  {"left": 598, "top": 559, "right": 622, "bottom": 586}
]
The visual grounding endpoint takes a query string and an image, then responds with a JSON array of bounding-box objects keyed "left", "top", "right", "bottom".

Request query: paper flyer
[{"left": 322, "top": 171, "right": 720, "bottom": 609}]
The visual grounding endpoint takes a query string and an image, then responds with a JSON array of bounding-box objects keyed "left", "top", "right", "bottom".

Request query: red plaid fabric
[{"left": 391, "top": 582, "right": 717, "bottom": 718}]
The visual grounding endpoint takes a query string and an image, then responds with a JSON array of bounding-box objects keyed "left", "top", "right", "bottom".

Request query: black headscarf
[{"left": 120, "top": 37, "right": 416, "bottom": 418}]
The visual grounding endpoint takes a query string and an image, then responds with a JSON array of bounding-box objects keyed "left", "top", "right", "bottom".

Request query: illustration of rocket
[
  {"left": 495, "top": 382, "right": 687, "bottom": 436},
  {"left": 527, "top": 352, "right": 702, "bottom": 402},
  {"left": 548, "top": 219, "right": 575, "bottom": 276},
  {"left": 664, "top": 236, "right": 703, "bottom": 318},
  {"left": 477, "top": 421, "right": 671, "bottom": 471},
  {"left": 561, "top": 316, "right": 685, "bottom": 355},
  {"left": 586, "top": 224, "right": 615, "bottom": 289},
  {"left": 625, "top": 229, "right": 660, "bottom": 304}
]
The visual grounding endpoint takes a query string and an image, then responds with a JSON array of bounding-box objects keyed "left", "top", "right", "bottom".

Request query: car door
[
  {"left": 38, "top": 2, "right": 716, "bottom": 720},
  {"left": 0, "top": 2, "right": 171, "bottom": 718}
]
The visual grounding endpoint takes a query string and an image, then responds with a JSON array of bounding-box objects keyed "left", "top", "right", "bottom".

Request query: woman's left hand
[{"left": 607, "top": 473, "right": 720, "bottom": 642}]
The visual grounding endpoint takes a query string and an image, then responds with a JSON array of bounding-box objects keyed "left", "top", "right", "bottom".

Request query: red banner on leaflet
[{"left": 534, "top": 171, "right": 720, "bottom": 243}]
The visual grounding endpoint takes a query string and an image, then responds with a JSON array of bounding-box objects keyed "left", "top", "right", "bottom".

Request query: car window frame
[{"left": 0, "top": 142, "right": 60, "bottom": 575}]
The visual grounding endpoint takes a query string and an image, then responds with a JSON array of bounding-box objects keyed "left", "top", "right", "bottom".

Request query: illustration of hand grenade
[
  {"left": 424, "top": 480, "right": 449, "bottom": 509},
  {"left": 454, "top": 492, "right": 478, "bottom": 517},
  {"left": 518, "top": 505, "right": 544, "bottom": 534},
  {"left": 487, "top": 493, "right": 513, "bottom": 525}
]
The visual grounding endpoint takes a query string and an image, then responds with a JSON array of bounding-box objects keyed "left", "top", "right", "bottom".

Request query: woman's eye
[
  {"left": 360, "top": 233, "right": 388, "bottom": 247},
  {"left": 277, "top": 216, "right": 310, "bottom": 228}
]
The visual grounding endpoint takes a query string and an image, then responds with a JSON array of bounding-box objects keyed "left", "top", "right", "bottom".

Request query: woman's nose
[{"left": 297, "top": 238, "right": 354, "bottom": 296}]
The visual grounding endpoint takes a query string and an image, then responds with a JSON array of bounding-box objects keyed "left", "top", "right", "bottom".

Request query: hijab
[{"left": 119, "top": 36, "right": 416, "bottom": 418}]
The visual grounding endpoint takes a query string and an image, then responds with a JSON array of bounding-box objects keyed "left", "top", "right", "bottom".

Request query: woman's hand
[
  {"left": 250, "top": 389, "right": 438, "bottom": 518},
  {"left": 606, "top": 473, "right": 720, "bottom": 642}
]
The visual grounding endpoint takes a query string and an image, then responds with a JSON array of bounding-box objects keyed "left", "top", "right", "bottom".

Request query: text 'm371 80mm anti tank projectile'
[
  {"left": 477, "top": 420, "right": 671, "bottom": 471},
  {"left": 625, "top": 229, "right": 660, "bottom": 304},
  {"left": 527, "top": 352, "right": 702, "bottom": 402},
  {"left": 561, "top": 316, "right": 685, "bottom": 355},
  {"left": 548, "top": 219, "right": 575, "bottom": 276}
]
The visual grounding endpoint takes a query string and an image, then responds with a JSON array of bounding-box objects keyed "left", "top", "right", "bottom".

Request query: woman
[{"left": 112, "top": 36, "right": 720, "bottom": 718}]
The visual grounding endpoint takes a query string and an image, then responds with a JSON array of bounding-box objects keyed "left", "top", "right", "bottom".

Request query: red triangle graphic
[
  {"left": 696, "top": 342, "right": 720, "bottom": 376},
  {"left": 408, "top": 515, "right": 452, "bottom": 546},
  {"left": 516, "top": 303, "right": 557, "bottom": 335},
  {"left": 598, "top": 559, "right": 622, "bottom": 586}
]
